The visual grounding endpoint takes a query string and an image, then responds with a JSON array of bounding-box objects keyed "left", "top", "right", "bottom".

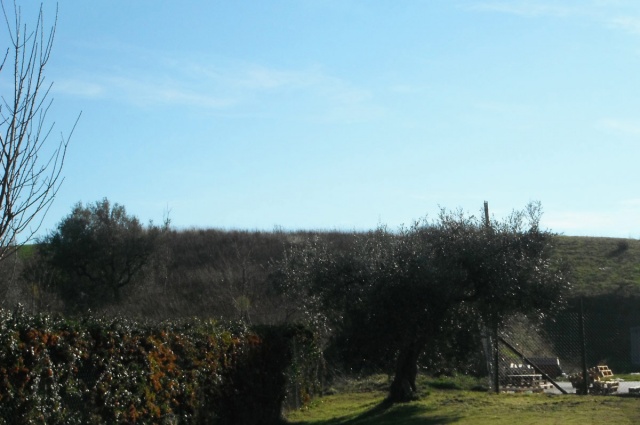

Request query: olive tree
[
  {"left": 40, "top": 199, "right": 160, "bottom": 312},
  {"left": 271, "top": 203, "right": 570, "bottom": 402},
  {"left": 0, "top": 1, "right": 78, "bottom": 261},
  {"left": 384, "top": 203, "right": 569, "bottom": 401}
]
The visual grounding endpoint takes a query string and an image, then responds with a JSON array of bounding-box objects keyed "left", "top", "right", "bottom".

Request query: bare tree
[{"left": 0, "top": 1, "right": 78, "bottom": 261}]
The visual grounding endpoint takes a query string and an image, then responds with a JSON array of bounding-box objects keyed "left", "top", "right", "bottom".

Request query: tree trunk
[
  {"left": 112, "top": 284, "right": 121, "bottom": 303},
  {"left": 388, "top": 340, "right": 422, "bottom": 402}
]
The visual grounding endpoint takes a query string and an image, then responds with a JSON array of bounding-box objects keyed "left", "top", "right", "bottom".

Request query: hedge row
[{"left": 0, "top": 306, "right": 319, "bottom": 424}]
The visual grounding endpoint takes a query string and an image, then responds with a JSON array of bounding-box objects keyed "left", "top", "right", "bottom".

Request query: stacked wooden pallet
[
  {"left": 501, "top": 363, "right": 544, "bottom": 392},
  {"left": 592, "top": 365, "right": 614, "bottom": 379},
  {"left": 568, "top": 365, "right": 619, "bottom": 395}
]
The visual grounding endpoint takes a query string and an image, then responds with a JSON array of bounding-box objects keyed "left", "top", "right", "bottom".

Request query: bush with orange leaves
[{"left": 0, "top": 306, "right": 318, "bottom": 424}]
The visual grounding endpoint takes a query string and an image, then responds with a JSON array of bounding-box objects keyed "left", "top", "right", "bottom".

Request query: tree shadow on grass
[{"left": 287, "top": 399, "right": 461, "bottom": 425}]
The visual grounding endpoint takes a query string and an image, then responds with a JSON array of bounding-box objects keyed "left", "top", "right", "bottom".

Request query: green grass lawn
[{"left": 285, "top": 376, "right": 640, "bottom": 425}]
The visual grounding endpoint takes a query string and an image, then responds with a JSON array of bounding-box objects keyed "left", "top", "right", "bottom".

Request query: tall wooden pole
[{"left": 484, "top": 201, "right": 490, "bottom": 228}]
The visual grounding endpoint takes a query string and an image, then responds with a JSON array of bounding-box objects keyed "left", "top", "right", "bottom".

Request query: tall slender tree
[{"left": 0, "top": 1, "right": 78, "bottom": 261}]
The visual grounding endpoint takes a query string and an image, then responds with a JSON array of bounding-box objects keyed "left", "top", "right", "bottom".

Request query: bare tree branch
[{"left": 0, "top": 1, "right": 79, "bottom": 261}]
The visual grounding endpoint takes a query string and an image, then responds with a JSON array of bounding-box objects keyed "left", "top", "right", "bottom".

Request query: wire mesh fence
[{"left": 485, "top": 298, "right": 640, "bottom": 395}]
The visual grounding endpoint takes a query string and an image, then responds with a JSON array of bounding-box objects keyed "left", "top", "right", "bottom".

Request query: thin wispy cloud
[
  {"left": 466, "top": 1, "right": 578, "bottom": 18},
  {"left": 389, "top": 84, "right": 430, "bottom": 95},
  {"left": 54, "top": 54, "right": 382, "bottom": 122},
  {"left": 620, "top": 198, "right": 640, "bottom": 208},
  {"left": 597, "top": 118, "right": 640, "bottom": 137},
  {"left": 608, "top": 16, "right": 640, "bottom": 34},
  {"left": 206, "top": 62, "right": 382, "bottom": 122},
  {"left": 219, "top": 63, "right": 374, "bottom": 106},
  {"left": 53, "top": 74, "right": 238, "bottom": 109},
  {"left": 468, "top": 0, "right": 640, "bottom": 38},
  {"left": 108, "top": 75, "right": 239, "bottom": 109},
  {"left": 237, "top": 66, "right": 314, "bottom": 90},
  {"left": 53, "top": 80, "right": 105, "bottom": 98}
]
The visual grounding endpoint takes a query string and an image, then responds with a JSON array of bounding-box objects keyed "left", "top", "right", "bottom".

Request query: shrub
[{"left": 0, "top": 307, "right": 318, "bottom": 424}]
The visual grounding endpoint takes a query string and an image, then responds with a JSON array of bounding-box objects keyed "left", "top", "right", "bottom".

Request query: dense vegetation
[
  {"left": 5, "top": 227, "right": 637, "bottom": 318},
  {"left": 4, "top": 207, "right": 638, "bottom": 321},
  {"left": 270, "top": 205, "right": 569, "bottom": 401},
  {"left": 0, "top": 200, "right": 639, "bottom": 422},
  {"left": 0, "top": 307, "right": 318, "bottom": 424}
]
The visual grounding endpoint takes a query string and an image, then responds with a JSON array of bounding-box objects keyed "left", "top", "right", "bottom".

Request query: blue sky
[{"left": 4, "top": 1, "right": 640, "bottom": 238}]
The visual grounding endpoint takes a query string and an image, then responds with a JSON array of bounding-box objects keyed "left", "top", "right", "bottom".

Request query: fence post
[
  {"left": 484, "top": 202, "right": 499, "bottom": 394},
  {"left": 580, "top": 297, "right": 589, "bottom": 394},
  {"left": 494, "top": 325, "right": 500, "bottom": 393}
]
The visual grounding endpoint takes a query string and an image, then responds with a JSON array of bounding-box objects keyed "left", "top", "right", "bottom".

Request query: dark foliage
[
  {"left": 144, "top": 228, "right": 355, "bottom": 322},
  {"left": 38, "top": 199, "right": 161, "bottom": 313},
  {"left": 216, "top": 324, "right": 318, "bottom": 425},
  {"left": 270, "top": 203, "right": 570, "bottom": 402},
  {"left": 0, "top": 307, "right": 318, "bottom": 424}
]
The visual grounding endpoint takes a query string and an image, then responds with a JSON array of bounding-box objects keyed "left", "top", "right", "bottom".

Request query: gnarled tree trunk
[{"left": 388, "top": 339, "right": 423, "bottom": 402}]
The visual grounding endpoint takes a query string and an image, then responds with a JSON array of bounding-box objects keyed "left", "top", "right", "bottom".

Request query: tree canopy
[
  {"left": 40, "top": 198, "right": 160, "bottom": 312},
  {"left": 271, "top": 202, "right": 570, "bottom": 402}
]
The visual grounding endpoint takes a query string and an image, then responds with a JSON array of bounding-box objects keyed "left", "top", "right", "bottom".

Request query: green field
[
  {"left": 285, "top": 376, "right": 640, "bottom": 425},
  {"left": 554, "top": 236, "right": 640, "bottom": 296}
]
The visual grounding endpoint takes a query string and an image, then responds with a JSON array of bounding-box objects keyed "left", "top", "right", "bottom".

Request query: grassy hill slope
[{"left": 554, "top": 236, "right": 640, "bottom": 296}]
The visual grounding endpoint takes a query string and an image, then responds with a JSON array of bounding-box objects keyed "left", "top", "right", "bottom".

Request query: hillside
[
  {"left": 553, "top": 236, "right": 640, "bottom": 297},
  {"left": 8, "top": 233, "right": 640, "bottom": 319}
]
